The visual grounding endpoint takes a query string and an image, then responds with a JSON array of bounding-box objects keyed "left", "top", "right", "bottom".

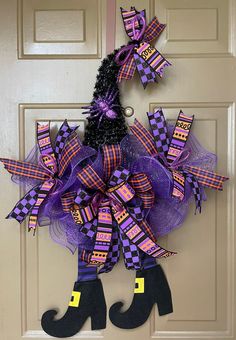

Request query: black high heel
[
  {"left": 109, "top": 264, "right": 173, "bottom": 329},
  {"left": 41, "top": 279, "right": 106, "bottom": 338}
]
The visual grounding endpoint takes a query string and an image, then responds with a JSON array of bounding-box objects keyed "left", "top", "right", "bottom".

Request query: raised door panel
[
  {"left": 154, "top": 0, "right": 231, "bottom": 57},
  {"left": 18, "top": 0, "right": 104, "bottom": 58}
]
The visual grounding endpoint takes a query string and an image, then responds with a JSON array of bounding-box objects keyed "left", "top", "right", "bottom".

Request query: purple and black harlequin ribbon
[
  {"left": 130, "top": 109, "right": 228, "bottom": 212},
  {"left": 115, "top": 7, "right": 171, "bottom": 88},
  {"left": 61, "top": 144, "right": 175, "bottom": 272},
  {"left": 0, "top": 120, "right": 80, "bottom": 234}
]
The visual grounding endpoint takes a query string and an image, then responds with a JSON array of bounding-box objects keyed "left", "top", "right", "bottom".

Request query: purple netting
[
  {"left": 121, "top": 125, "right": 217, "bottom": 237},
  {"left": 10, "top": 123, "right": 217, "bottom": 250}
]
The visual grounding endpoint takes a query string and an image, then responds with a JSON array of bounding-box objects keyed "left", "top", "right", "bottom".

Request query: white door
[{"left": 0, "top": 1, "right": 235, "bottom": 340}]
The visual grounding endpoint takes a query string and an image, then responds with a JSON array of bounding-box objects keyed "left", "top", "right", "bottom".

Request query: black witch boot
[
  {"left": 109, "top": 264, "right": 173, "bottom": 329},
  {"left": 41, "top": 279, "right": 106, "bottom": 338}
]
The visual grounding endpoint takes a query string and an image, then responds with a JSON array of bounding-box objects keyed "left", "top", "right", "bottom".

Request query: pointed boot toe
[
  {"left": 42, "top": 309, "right": 57, "bottom": 321},
  {"left": 41, "top": 309, "right": 58, "bottom": 328},
  {"left": 109, "top": 301, "right": 124, "bottom": 315},
  {"left": 41, "top": 279, "right": 106, "bottom": 337},
  {"left": 109, "top": 265, "right": 173, "bottom": 329},
  {"left": 109, "top": 300, "right": 149, "bottom": 329}
]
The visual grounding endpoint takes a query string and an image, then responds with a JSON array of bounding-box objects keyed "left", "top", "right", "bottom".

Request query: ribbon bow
[
  {"left": 115, "top": 7, "right": 171, "bottom": 88},
  {"left": 62, "top": 145, "right": 175, "bottom": 272},
  {"left": 130, "top": 109, "right": 228, "bottom": 212},
  {"left": 0, "top": 120, "right": 81, "bottom": 234}
]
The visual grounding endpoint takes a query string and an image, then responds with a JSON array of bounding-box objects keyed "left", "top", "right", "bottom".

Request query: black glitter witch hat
[{"left": 83, "top": 50, "right": 127, "bottom": 149}]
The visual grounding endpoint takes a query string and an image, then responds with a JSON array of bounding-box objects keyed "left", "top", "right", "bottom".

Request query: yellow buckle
[
  {"left": 134, "top": 277, "right": 144, "bottom": 293},
  {"left": 69, "top": 291, "right": 81, "bottom": 307}
]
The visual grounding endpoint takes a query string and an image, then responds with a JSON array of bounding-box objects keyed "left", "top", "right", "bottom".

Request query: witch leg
[
  {"left": 109, "top": 254, "right": 173, "bottom": 329},
  {"left": 41, "top": 252, "right": 107, "bottom": 337}
]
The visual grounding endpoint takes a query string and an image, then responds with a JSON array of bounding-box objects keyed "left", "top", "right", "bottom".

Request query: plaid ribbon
[
  {"left": 64, "top": 144, "right": 175, "bottom": 269},
  {"left": 129, "top": 173, "right": 154, "bottom": 208},
  {"left": 116, "top": 7, "right": 171, "bottom": 88},
  {"left": 184, "top": 165, "right": 228, "bottom": 190},
  {"left": 103, "top": 144, "right": 122, "bottom": 181},
  {"left": 130, "top": 109, "right": 228, "bottom": 212},
  {"left": 1, "top": 120, "right": 80, "bottom": 233}
]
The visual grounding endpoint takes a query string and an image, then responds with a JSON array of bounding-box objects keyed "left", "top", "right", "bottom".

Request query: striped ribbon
[
  {"left": 130, "top": 109, "right": 228, "bottom": 212},
  {"left": 1, "top": 120, "right": 80, "bottom": 232},
  {"left": 116, "top": 7, "right": 171, "bottom": 88}
]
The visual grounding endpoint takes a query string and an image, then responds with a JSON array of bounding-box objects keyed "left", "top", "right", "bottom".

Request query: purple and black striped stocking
[
  {"left": 77, "top": 251, "right": 97, "bottom": 282},
  {"left": 141, "top": 254, "right": 157, "bottom": 270}
]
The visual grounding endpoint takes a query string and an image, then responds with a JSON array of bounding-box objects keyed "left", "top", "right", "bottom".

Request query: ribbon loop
[
  {"left": 77, "top": 164, "right": 106, "bottom": 192},
  {"left": 129, "top": 173, "right": 154, "bottom": 208},
  {"left": 115, "top": 44, "right": 135, "bottom": 66},
  {"left": 121, "top": 7, "right": 146, "bottom": 40},
  {"left": 61, "top": 191, "right": 76, "bottom": 213},
  {"left": 117, "top": 7, "right": 171, "bottom": 88},
  {"left": 102, "top": 144, "right": 122, "bottom": 181},
  {"left": 107, "top": 181, "right": 135, "bottom": 204}
]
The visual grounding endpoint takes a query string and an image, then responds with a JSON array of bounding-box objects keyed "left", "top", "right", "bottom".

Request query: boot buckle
[
  {"left": 69, "top": 291, "right": 81, "bottom": 307},
  {"left": 134, "top": 278, "right": 144, "bottom": 293}
]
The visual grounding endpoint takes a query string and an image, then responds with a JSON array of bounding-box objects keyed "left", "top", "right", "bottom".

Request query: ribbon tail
[
  {"left": 134, "top": 42, "right": 171, "bottom": 84},
  {"left": 171, "top": 170, "right": 185, "bottom": 201},
  {"left": 147, "top": 109, "right": 170, "bottom": 157},
  {"left": 144, "top": 17, "right": 166, "bottom": 43},
  {"left": 139, "top": 220, "right": 157, "bottom": 242},
  {"left": 120, "top": 7, "right": 145, "bottom": 40},
  {"left": 119, "top": 229, "right": 141, "bottom": 270},
  {"left": 166, "top": 111, "right": 194, "bottom": 164},
  {"left": 89, "top": 206, "right": 113, "bottom": 266},
  {"left": 184, "top": 172, "right": 202, "bottom": 214},
  {"left": 183, "top": 165, "right": 229, "bottom": 191},
  {"left": 134, "top": 53, "right": 157, "bottom": 88},
  {"left": 0, "top": 158, "right": 50, "bottom": 181},
  {"left": 80, "top": 219, "right": 98, "bottom": 239},
  {"left": 99, "top": 229, "right": 120, "bottom": 274},
  {"left": 6, "top": 184, "right": 41, "bottom": 223},
  {"left": 114, "top": 208, "right": 176, "bottom": 259},
  {"left": 28, "top": 180, "right": 55, "bottom": 234}
]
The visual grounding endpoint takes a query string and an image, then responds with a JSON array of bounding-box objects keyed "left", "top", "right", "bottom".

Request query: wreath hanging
[{"left": 0, "top": 7, "right": 228, "bottom": 337}]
